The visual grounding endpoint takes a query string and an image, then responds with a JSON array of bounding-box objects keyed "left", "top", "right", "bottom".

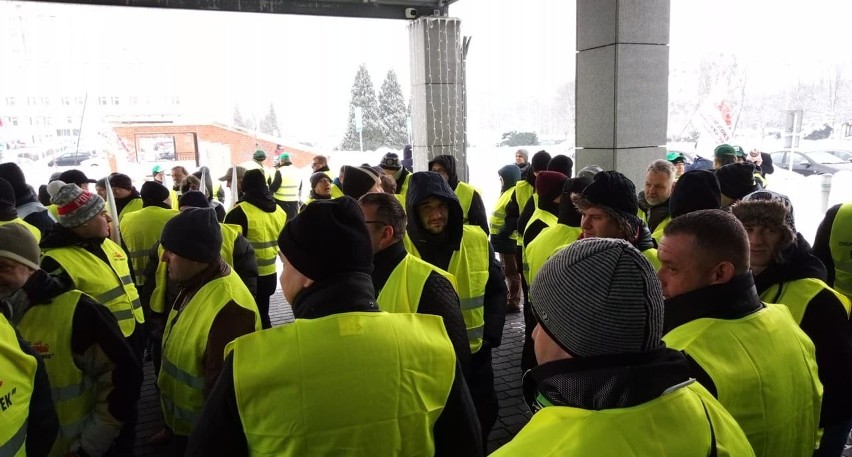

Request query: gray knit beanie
[
  {"left": 530, "top": 238, "right": 664, "bottom": 357},
  {"left": 49, "top": 181, "right": 105, "bottom": 228},
  {"left": 0, "top": 223, "right": 40, "bottom": 270}
]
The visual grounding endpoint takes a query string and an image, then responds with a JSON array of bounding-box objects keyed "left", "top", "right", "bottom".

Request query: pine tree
[
  {"left": 341, "top": 64, "right": 383, "bottom": 151},
  {"left": 259, "top": 102, "right": 281, "bottom": 136},
  {"left": 378, "top": 69, "right": 409, "bottom": 149},
  {"left": 233, "top": 104, "right": 248, "bottom": 129}
]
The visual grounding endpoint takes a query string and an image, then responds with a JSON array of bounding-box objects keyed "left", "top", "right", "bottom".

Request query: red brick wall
[{"left": 112, "top": 124, "right": 316, "bottom": 168}]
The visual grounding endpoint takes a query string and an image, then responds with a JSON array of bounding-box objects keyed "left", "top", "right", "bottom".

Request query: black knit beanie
[
  {"left": 669, "top": 169, "right": 721, "bottom": 218},
  {"left": 109, "top": 173, "right": 133, "bottom": 191},
  {"left": 140, "top": 181, "right": 170, "bottom": 207},
  {"left": 178, "top": 190, "right": 209, "bottom": 209},
  {"left": 715, "top": 163, "right": 758, "bottom": 200},
  {"left": 547, "top": 155, "right": 574, "bottom": 177},
  {"left": 161, "top": 208, "right": 222, "bottom": 263},
  {"left": 531, "top": 150, "right": 552, "bottom": 173},
  {"left": 578, "top": 171, "right": 639, "bottom": 218},
  {"left": 277, "top": 197, "right": 373, "bottom": 281},
  {"left": 0, "top": 163, "right": 29, "bottom": 201},
  {"left": 530, "top": 238, "right": 664, "bottom": 357},
  {"left": 309, "top": 172, "right": 330, "bottom": 189},
  {"left": 242, "top": 169, "right": 269, "bottom": 193},
  {"left": 341, "top": 165, "right": 380, "bottom": 200}
]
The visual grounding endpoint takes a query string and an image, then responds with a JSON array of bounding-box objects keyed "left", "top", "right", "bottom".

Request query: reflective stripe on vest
[
  {"left": 0, "top": 218, "right": 41, "bottom": 243},
  {"left": 16, "top": 290, "right": 97, "bottom": 455},
  {"left": 43, "top": 238, "right": 143, "bottom": 337},
  {"left": 235, "top": 202, "right": 286, "bottom": 276},
  {"left": 454, "top": 181, "right": 475, "bottom": 225},
  {"left": 761, "top": 277, "right": 852, "bottom": 323},
  {"left": 273, "top": 167, "right": 301, "bottom": 202},
  {"left": 118, "top": 198, "right": 143, "bottom": 221},
  {"left": 404, "top": 225, "right": 489, "bottom": 353},
  {"left": 525, "top": 224, "right": 581, "bottom": 285},
  {"left": 120, "top": 206, "right": 179, "bottom": 287},
  {"left": 150, "top": 224, "right": 243, "bottom": 314},
  {"left": 489, "top": 188, "right": 518, "bottom": 240},
  {"left": 663, "top": 304, "right": 823, "bottom": 456},
  {"left": 651, "top": 216, "right": 671, "bottom": 244},
  {"left": 490, "top": 381, "right": 755, "bottom": 457},
  {"left": 230, "top": 312, "right": 456, "bottom": 456},
  {"left": 829, "top": 203, "right": 852, "bottom": 299},
  {"left": 0, "top": 314, "right": 36, "bottom": 457},
  {"left": 521, "top": 208, "right": 558, "bottom": 284},
  {"left": 158, "top": 270, "right": 259, "bottom": 435},
  {"left": 377, "top": 254, "right": 457, "bottom": 314}
]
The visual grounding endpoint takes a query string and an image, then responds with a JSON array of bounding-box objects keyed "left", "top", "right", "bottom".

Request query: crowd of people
[{"left": 0, "top": 141, "right": 850, "bottom": 456}]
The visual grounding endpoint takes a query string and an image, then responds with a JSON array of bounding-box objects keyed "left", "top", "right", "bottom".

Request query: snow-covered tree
[
  {"left": 259, "top": 102, "right": 281, "bottom": 136},
  {"left": 341, "top": 64, "right": 383, "bottom": 151},
  {"left": 233, "top": 104, "right": 253, "bottom": 130},
  {"left": 378, "top": 69, "right": 409, "bottom": 149}
]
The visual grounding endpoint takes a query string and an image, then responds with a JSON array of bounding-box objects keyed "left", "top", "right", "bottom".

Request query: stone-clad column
[
  {"left": 575, "top": 0, "right": 670, "bottom": 186},
  {"left": 409, "top": 17, "right": 467, "bottom": 181}
]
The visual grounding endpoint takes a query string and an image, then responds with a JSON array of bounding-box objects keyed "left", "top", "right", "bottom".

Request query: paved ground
[{"left": 135, "top": 291, "right": 530, "bottom": 456}]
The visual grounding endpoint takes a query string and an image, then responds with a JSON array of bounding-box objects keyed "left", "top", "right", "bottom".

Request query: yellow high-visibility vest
[
  {"left": 233, "top": 202, "right": 286, "bottom": 277},
  {"left": 405, "top": 225, "right": 489, "bottom": 353},
  {"left": 229, "top": 312, "right": 455, "bottom": 456},
  {"left": 42, "top": 238, "right": 144, "bottom": 337},
  {"left": 0, "top": 314, "right": 36, "bottom": 457},
  {"left": 829, "top": 203, "right": 852, "bottom": 299},
  {"left": 663, "top": 304, "right": 823, "bottom": 456},
  {"left": 158, "top": 270, "right": 259, "bottom": 436},
  {"left": 376, "top": 253, "right": 457, "bottom": 314},
  {"left": 17, "top": 290, "right": 97, "bottom": 456},
  {"left": 119, "top": 206, "right": 178, "bottom": 287}
]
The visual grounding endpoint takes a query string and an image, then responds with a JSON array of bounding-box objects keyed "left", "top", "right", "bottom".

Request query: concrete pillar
[
  {"left": 409, "top": 17, "right": 467, "bottom": 181},
  {"left": 575, "top": 0, "right": 670, "bottom": 186}
]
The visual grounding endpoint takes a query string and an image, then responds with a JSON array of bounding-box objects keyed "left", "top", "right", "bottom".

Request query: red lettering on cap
[{"left": 58, "top": 191, "right": 93, "bottom": 216}]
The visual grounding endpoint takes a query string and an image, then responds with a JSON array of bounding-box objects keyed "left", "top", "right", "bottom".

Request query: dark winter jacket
[
  {"left": 372, "top": 241, "right": 472, "bottom": 378},
  {"left": 17, "top": 190, "right": 54, "bottom": 236},
  {"left": 637, "top": 192, "right": 670, "bottom": 233},
  {"left": 427, "top": 155, "right": 489, "bottom": 234},
  {"left": 5, "top": 269, "right": 141, "bottom": 457},
  {"left": 813, "top": 203, "right": 843, "bottom": 286},
  {"left": 185, "top": 272, "right": 483, "bottom": 457},
  {"left": 754, "top": 233, "right": 852, "bottom": 426},
  {"left": 406, "top": 171, "right": 508, "bottom": 349},
  {"left": 525, "top": 347, "right": 694, "bottom": 412},
  {"left": 504, "top": 167, "right": 537, "bottom": 251}
]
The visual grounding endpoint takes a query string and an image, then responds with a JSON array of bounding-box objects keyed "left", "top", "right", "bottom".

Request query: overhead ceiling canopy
[{"left": 33, "top": 0, "right": 459, "bottom": 20}]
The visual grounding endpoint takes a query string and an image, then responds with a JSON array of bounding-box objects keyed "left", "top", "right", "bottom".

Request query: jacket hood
[
  {"left": 428, "top": 155, "right": 459, "bottom": 189},
  {"left": 754, "top": 232, "right": 828, "bottom": 291},
  {"left": 405, "top": 171, "right": 464, "bottom": 248},
  {"left": 498, "top": 164, "right": 522, "bottom": 193}
]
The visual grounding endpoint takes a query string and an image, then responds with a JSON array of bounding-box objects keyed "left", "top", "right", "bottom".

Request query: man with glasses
[{"left": 358, "top": 192, "right": 471, "bottom": 378}]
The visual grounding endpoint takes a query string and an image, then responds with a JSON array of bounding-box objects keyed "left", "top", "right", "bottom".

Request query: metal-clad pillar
[{"left": 575, "top": 0, "right": 670, "bottom": 185}]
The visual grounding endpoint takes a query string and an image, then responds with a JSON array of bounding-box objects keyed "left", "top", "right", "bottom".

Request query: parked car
[
  {"left": 48, "top": 151, "right": 93, "bottom": 167},
  {"left": 823, "top": 149, "right": 852, "bottom": 163},
  {"left": 769, "top": 150, "right": 852, "bottom": 176}
]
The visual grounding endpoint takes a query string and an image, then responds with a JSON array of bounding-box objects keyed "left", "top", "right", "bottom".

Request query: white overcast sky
[{"left": 4, "top": 0, "right": 852, "bottom": 146}]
